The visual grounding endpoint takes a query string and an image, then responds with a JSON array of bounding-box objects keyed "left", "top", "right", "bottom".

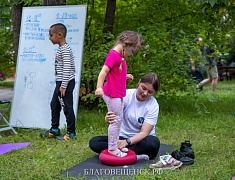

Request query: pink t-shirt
[{"left": 103, "top": 50, "right": 127, "bottom": 98}]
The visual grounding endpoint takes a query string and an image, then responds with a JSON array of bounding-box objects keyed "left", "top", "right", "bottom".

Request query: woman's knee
[
  {"left": 89, "top": 136, "right": 108, "bottom": 154},
  {"left": 89, "top": 136, "right": 98, "bottom": 149},
  {"left": 136, "top": 136, "right": 160, "bottom": 158},
  {"left": 151, "top": 136, "right": 160, "bottom": 149},
  {"left": 148, "top": 136, "right": 160, "bottom": 157}
]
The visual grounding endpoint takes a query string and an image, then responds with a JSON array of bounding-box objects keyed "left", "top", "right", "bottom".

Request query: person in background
[
  {"left": 40, "top": 23, "right": 76, "bottom": 140},
  {"left": 193, "top": 37, "right": 219, "bottom": 91},
  {"left": 90, "top": 72, "right": 161, "bottom": 160}
]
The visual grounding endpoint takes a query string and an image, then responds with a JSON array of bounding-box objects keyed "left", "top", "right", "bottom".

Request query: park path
[{"left": 0, "top": 78, "right": 14, "bottom": 101}]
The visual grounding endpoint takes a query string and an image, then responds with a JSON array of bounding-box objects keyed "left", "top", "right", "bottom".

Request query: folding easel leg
[
  {"left": 0, "top": 101, "right": 17, "bottom": 135},
  {"left": 1, "top": 116, "right": 17, "bottom": 134}
]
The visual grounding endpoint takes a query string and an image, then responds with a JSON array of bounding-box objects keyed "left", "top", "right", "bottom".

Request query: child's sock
[
  {"left": 108, "top": 149, "right": 127, "bottom": 157},
  {"left": 137, "top": 154, "right": 149, "bottom": 161}
]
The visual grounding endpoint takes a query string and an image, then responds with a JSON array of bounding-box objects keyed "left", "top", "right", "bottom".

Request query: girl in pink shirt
[{"left": 95, "top": 31, "right": 143, "bottom": 157}]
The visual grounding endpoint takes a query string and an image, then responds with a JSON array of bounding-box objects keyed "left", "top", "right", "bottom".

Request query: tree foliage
[
  {"left": 1, "top": 0, "right": 235, "bottom": 106},
  {"left": 0, "top": 0, "right": 15, "bottom": 78}
]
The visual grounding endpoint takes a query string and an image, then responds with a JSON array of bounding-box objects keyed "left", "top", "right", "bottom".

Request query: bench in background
[{"left": 217, "top": 66, "right": 235, "bottom": 81}]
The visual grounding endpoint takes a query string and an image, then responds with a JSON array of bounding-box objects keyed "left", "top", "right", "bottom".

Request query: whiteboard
[{"left": 10, "top": 5, "right": 87, "bottom": 129}]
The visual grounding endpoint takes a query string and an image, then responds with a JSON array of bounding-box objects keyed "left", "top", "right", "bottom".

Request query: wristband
[{"left": 126, "top": 138, "right": 131, "bottom": 146}]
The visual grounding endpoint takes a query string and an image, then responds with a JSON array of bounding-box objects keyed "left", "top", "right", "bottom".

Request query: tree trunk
[
  {"left": 43, "top": 0, "right": 66, "bottom": 6},
  {"left": 103, "top": 0, "right": 116, "bottom": 34},
  {"left": 12, "top": 3, "right": 24, "bottom": 61},
  {"left": 11, "top": 1, "right": 66, "bottom": 64}
]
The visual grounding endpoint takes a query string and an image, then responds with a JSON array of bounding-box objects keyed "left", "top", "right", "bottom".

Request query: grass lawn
[
  {"left": 0, "top": 79, "right": 234, "bottom": 180},
  {"left": 0, "top": 81, "right": 14, "bottom": 88}
]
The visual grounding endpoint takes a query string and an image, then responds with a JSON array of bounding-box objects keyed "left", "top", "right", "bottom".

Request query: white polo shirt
[{"left": 119, "top": 89, "right": 159, "bottom": 138}]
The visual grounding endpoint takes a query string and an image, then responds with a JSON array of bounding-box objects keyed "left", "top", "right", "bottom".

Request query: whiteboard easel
[{"left": 10, "top": 5, "right": 87, "bottom": 129}]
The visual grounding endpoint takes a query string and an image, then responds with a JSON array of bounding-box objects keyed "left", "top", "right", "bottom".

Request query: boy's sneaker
[
  {"left": 171, "top": 150, "right": 194, "bottom": 166},
  {"left": 57, "top": 132, "right": 77, "bottom": 140},
  {"left": 180, "top": 140, "right": 195, "bottom": 159},
  {"left": 40, "top": 129, "right": 60, "bottom": 138}
]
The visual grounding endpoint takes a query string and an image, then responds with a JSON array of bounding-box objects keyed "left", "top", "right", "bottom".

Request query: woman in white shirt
[{"left": 89, "top": 72, "right": 160, "bottom": 159}]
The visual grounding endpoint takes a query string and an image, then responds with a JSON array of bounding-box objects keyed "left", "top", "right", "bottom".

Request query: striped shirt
[{"left": 55, "top": 43, "right": 75, "bottom": 88}]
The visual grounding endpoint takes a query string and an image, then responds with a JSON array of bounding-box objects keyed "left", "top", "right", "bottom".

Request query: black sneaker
[
  {"left": 171, "top": 150, "right": 194, "bottom": 166},
  {"left": 40, "top": 129, "right": 60, "bottom": 138},
  {"left": 57, "top": 132, "right": 77, "bottom": 140},
  {"left": 180, "top": 140, "right": 195, "bottom": 159}
]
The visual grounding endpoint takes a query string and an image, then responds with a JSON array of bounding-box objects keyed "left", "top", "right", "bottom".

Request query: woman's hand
[
  {"left": 118, "top": 139, "right": 128, "bottom": 149},
  {"left": 105, "top": 112, "right": 116, "bottom": 124}
]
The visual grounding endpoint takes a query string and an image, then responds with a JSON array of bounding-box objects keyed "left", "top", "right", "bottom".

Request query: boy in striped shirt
[{"left": 40, "top": 23, "right": 76, "bottom": 140}]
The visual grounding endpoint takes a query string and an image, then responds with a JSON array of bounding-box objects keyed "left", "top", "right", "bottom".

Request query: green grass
[
  {"left": 0, "top": 80, "right": 235, "bottom": 180},
  {"left": 0, "top": 81, "right": 14, "bottom": 88}
]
